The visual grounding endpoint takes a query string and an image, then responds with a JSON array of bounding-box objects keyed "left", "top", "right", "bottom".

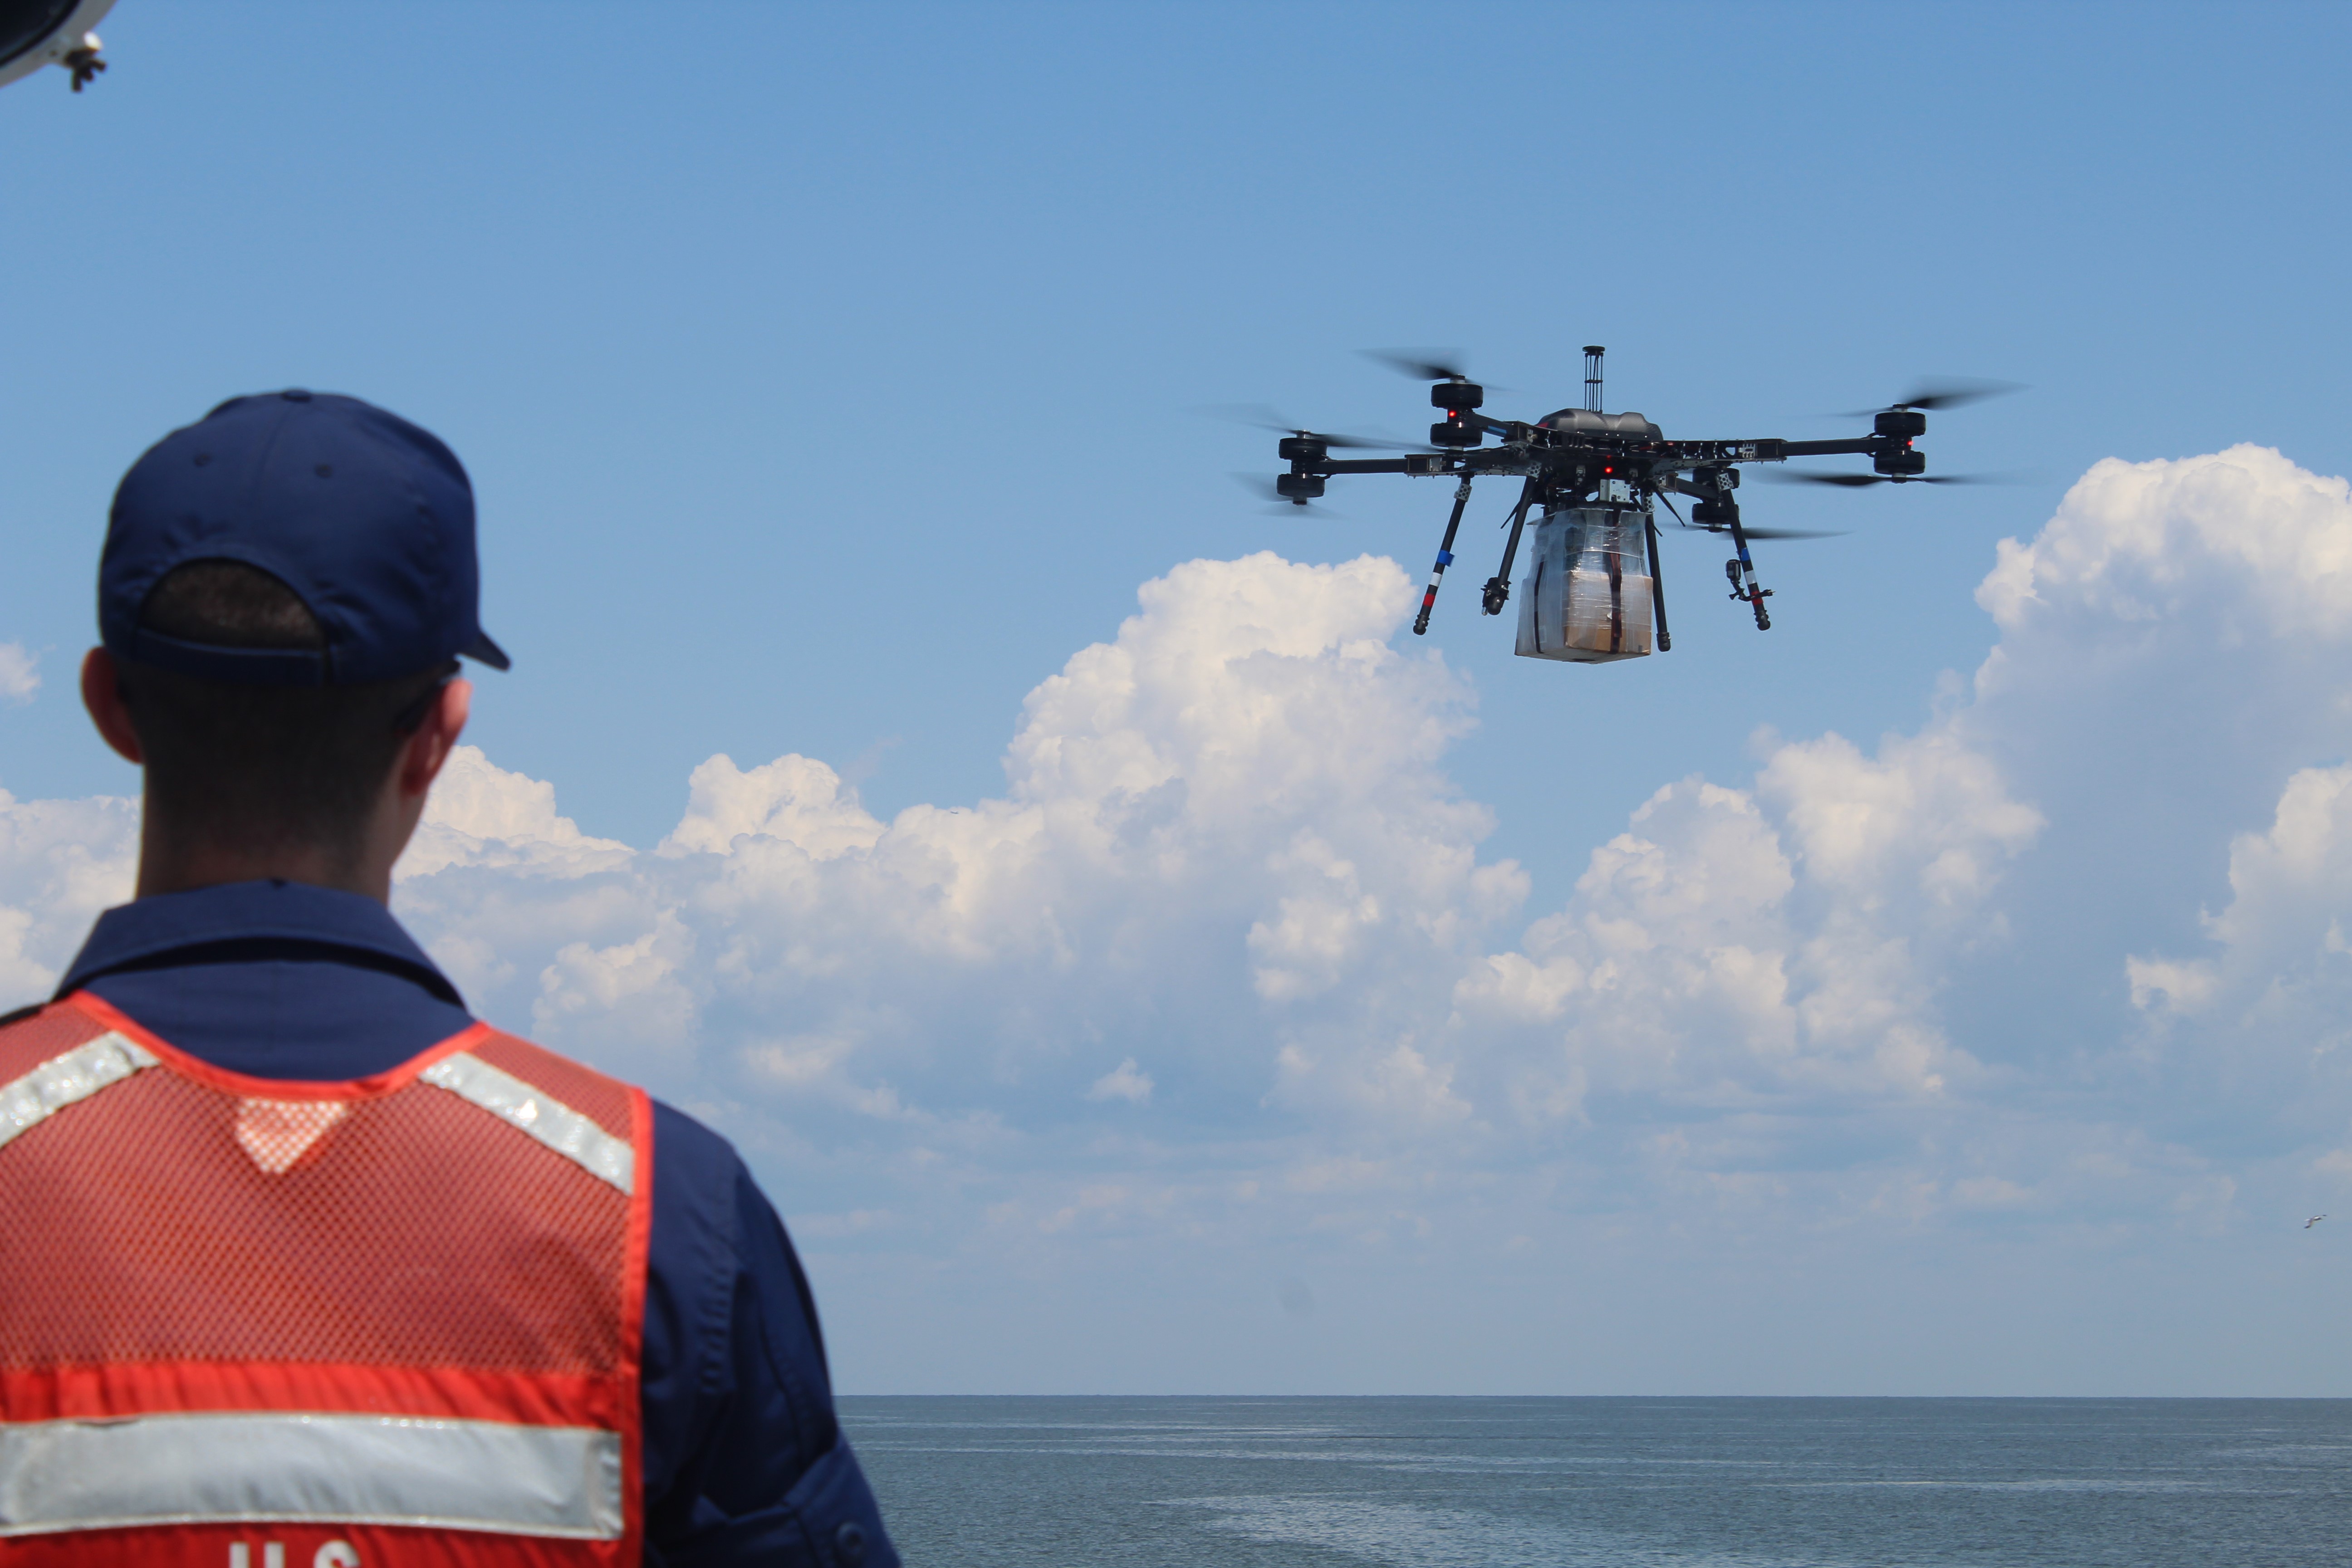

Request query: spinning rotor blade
[
  {"left": 1775, "top": 471, "right": 1885, "bottom": 487},
  {"left": 1840, "top": 378, "right": 2024, "bottom": 416},
  {"left": 1670, "top": 511, "right": 1846, "bottom": 540},
  {"left": 1199, "top": 404, "right": 1424, "bottom": 450},
  {"left": 1767, "top": 470, "right": 2002, "bottom": 488},
  {"left": 1362, "top": 348, "right": 1471, "bottom": 383}
]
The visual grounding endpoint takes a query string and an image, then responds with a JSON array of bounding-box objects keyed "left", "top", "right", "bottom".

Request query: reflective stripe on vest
[
  {"left": 0, "top": 1412, "right": 622, "bottom": 1538},
  {"left": 0, "top": 995, "right": 652, "bottom": 1567},
  {"left": 0, "top": 1030, "right": 156, "bottom": 1152},
  {"left": 420, "top": 1053, "right": 634, "bottom": 1194}
]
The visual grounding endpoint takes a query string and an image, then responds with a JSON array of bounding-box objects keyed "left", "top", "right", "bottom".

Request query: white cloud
[
  {"left": 659, "top": 754, "right": 883, "bottom": 861},
  {"left": 1448, "top": 715, "right": 2044, "bottom": 1128},
  {"left": 402, "top": 745, "right": 632, "bottom": 880},
  {"left": 348, "top": 470, "right": 2352, "bottom": 1226},
  {"left": 0, "top": 644, "right": 38, "bottom": 705},
  {"left": 1086, "top": 1058, "right": 1152, "bottom": 1103},
  {"left": 363, "top": 553, "right": 1509, "bottom": 1160},
  {"left": 2121, "top": 757, "right": 2352, "bottom": 1127},
  {"left": 15, "top": 448, "right": 2352, "bottom": 1389},
  {"left": 1955, "top": 447, "right": 2352, "bottom": 1146},
  {"left": 0, "top": 788, "right": 136, "bottom": 1004},
  {"left": 1975, "top": 445, "right": 2352, "bottom": 640},
  {"left": 2130, "top": 762, "right": 2352, "bottom": 1015},
  {"left": 535, "top": 907, "right": 698, "bottom": 1050}
]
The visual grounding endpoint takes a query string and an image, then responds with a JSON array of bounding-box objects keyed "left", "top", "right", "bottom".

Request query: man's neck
[{"left": 133, "top": 813, "right": 392, "bottom": 904}]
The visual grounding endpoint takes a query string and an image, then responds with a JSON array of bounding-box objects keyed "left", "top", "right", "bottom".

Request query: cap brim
[{"left": 463, "top": 630, "right": 511, "bottom": 671}]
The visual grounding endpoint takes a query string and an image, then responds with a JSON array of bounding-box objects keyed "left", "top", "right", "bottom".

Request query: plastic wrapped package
[{"left": 1514, "top": 507, "right": 1653, "bottom": 662}]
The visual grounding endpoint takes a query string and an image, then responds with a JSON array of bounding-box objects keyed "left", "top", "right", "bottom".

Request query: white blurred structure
[{"left": 0, "top": 0, "right": 116, "bottom": 92}]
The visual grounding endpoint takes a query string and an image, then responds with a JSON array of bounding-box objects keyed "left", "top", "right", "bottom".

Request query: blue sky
[{"left": 6, "top": 2, "right": 2352, "bottom": 1395}]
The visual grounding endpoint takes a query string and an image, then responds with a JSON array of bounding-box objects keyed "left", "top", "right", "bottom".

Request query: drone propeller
[
  {"left": 1360, "top": 349, "right": 1519, "bottom": 394},
  {"left": 1200, "top": 404, "right": 1428, "bottom": 450},
  {"left": 1362, "top": 348, "right": 1474, "bottom": 383},
  {"left": 1769, "top": 470, "right": 1996, "bottom": 488},
  {"left": 1841, "top": 379, "right": 2024, "bottom": 416},
  {"left": 1233, "top": 474, "right": 1345, "bottom": 517},
  {"left": 1676, "top": 521, "right": 1848, "bottom": 540}
]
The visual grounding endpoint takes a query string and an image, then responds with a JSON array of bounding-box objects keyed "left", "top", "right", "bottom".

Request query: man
[{"left": 0, "top": 391, "right": 898, "bottom": 1568}]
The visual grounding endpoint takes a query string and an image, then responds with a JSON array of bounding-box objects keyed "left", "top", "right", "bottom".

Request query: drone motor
[{"left": 1875, "top": 449, "right": 1928, "bottom": 477}]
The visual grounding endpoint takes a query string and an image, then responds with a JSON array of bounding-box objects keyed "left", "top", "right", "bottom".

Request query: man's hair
[{"left": 121, "top": 560, "right": 451, "bottom": 862}]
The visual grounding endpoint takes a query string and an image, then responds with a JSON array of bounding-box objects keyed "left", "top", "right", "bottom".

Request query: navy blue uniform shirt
[{"left": 46, "top": 880, "right": 896, "bottom": 1568}]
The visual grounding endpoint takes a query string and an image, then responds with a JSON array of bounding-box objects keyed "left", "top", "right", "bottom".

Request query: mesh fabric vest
[{"left": 0, "top": 993, "right": 651, "bottom": 1568}]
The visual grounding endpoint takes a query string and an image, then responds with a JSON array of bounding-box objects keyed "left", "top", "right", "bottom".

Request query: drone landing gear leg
[
  {"left": 1414, "top": 478, "right": 1474, "bottom": 636},
  {"left": 1721, "top": 504, "right": 1773, "bottom": 631},
  {"left": 1482, "top": 481, "right": 1539, "bottom": 616},
  {"left": 1643, "top": 512, "right": 1671, "bottom": 652}
]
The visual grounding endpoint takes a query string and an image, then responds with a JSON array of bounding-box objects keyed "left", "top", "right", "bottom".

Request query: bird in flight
[{"left": 2307, "top": 1215, "right": 2327, "bottom": 1229}]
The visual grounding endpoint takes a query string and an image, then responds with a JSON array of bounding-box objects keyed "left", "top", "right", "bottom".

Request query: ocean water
[{"left": 842, "top": 1396, "right": 2352, "bottom": 1567}]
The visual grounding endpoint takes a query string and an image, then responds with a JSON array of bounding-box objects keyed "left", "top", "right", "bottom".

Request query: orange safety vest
[{"left": 0, "top": 992, "right": 652, "bottom": 1568}]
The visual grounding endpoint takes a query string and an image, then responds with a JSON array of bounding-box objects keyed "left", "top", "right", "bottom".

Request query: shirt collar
[{"left": 56, "top": 879, "right": 464, "bottom": 1006}]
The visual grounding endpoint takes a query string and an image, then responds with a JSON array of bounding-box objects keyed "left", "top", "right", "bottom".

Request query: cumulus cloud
[
  {"left": 1085, "top": 1058, "right": 1153, "bottom": 1104},
  {"left": 0, "top": 789, "right": 135, "bottom": 1003},
  {"left": 1975, "top": 445, "right": 2352, "bottom": 639},
  {"left": 0, "top": 644, "right": 38, "bottom": 705},
  {"left": 2122, "top": 755, "right": 2352, "bottom": 1127},
  {"left": 411, "top": 454, "right": 2352, "bottom": 1256},
  {"left": 1446, "top": 662, "right": 2045, "bottom": 1136},
  {"left": 403, "top": 745, "right": 632, "bottom": 881},
  {"left": 1945, "top": 448, "right": 2352, "bottom": 1159},
  {"left": 368, "top": 459, "right": 2352, "bottom": 1238},
  {"left": 11, "top": 449, "right": 2352, "bottom": 1382},
  {"left": 396, "top": 554, "right": 1514, "bottom": 1137}
]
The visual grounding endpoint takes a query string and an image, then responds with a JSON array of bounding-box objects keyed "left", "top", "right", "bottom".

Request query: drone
[{"left": 1253, "top": 347, "right": 2009, "bottom": 663}]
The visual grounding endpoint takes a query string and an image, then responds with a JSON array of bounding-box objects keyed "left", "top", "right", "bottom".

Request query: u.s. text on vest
[{"left": 230, "top": 1540, "right": 360, "bottom": 1568}]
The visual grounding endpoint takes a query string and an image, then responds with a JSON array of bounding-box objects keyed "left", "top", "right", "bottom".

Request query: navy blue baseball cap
[{"left": 100, "top": 389, "right": 509, "bottom": 686}]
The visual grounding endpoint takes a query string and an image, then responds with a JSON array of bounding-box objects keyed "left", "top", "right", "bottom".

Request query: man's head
[{"left": 85, "top": 392, "right": 507, "bottom": 900}]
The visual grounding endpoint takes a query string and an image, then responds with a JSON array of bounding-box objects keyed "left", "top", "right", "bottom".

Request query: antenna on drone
[{"left": 1583, "top": 346, "right": 1605, "bottom": 413}]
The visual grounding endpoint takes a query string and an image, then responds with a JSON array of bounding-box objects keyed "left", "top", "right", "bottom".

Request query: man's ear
[
  {"left": 80, "top": 647, "right": 144, "bottom": 765},
  {"left": 397, "top": 676, "right": 472, "bottom": 799}
]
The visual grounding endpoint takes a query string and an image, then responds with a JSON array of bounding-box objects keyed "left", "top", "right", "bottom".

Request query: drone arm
[
  {"left": 1659, "top": 434, "right": 1910, "bottom": 468},
  {"left": 1313, "top": 457, "right": 1421, "bottom": 475},
  {"left": 1413, "top": 479, "right": 1475, "bottom": 637},
  {"left": 1779, "top": 437, "right": 1887, "bottom": 458}
]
